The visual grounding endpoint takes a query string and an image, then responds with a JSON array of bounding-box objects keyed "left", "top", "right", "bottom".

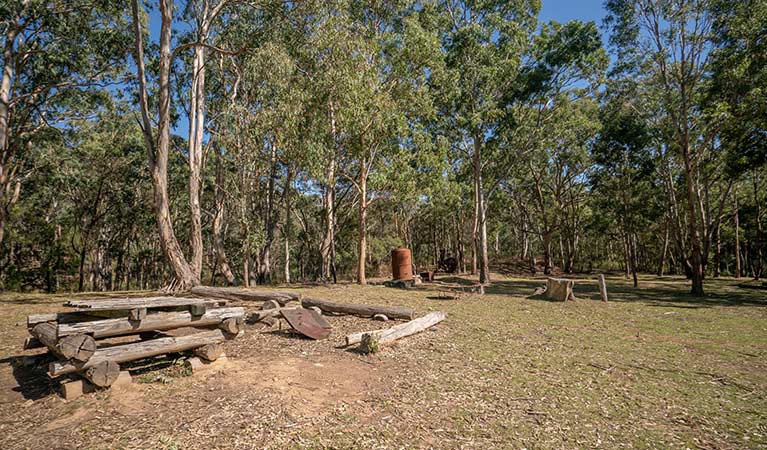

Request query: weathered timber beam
[
  {"left": 64, "top": 296, "right": 225, "bottom": 311},
  {"left": 191, "top": 286, "right": 301, "bottom": 305},
  {"left": 49, "top": 329, "right": 229, "bottom": 376},
  {"left": 302, "top": 298, "right": 414, "bottom": 320},
  {"left": 57, "top": 307, "right": 245, "bottom": 339},
  {"left": 354, "top": 311, "right": 446, "bottom": 353}
]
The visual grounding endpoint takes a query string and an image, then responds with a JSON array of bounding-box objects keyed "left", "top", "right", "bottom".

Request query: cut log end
[
  {"left": 129, "top": 307, "right": 147, "bottom": 321},
  {"left": 59, "top": 334, "right": 97, "bottom": 362},
  {"left": 220, "top": 317, "right": 244, "bottom": 335},
  {"left": 193, "top": 343, "right": 224, "bottom": 362},
  {"left": 84, "top": 360, "right": 120, "bottom": 387}
]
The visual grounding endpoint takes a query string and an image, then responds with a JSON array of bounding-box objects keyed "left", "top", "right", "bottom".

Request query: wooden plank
[
  {"left": 354, "top": 311, "right": 446, "bottom": 353},
  {"left": 28, "top": 311, "right": 103, "bottom": 328},
  {"left": 191, "top": 286, "right": 300, "bottom": 305},
  {"left": 57, "top": 306, "right": 245, "bottom": 339},
  {"left": 302, "top": 298, "right": 415, "bottom": 320},
  {"left": 49, "top": 329, "right": 229, "bottom": 376},
  {"left": 64, "top": 296, "right": 225, "bottom": 311}
]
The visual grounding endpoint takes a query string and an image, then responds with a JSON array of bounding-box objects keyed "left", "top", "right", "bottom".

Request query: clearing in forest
[{"left": 0, "top": 274, "right": 765, "bottom": 449}]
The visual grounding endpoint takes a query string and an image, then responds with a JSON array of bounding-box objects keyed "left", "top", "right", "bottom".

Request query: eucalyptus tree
[
  {"left": 501, "top": 20, "right": 606, "bottom": 274},
  {"left": 432, "top": 0, "right": 539, "bottom": 284},
  {"left": 605, "top": 0, "right": 722, "bottom": 295},
  {"left": 707, "top": 0, "right": 767, "bottom": 278},
  {"left": 177, "top": 0, "right": 233, "bottom": 282},
  {"left": 132, "top": 0, "right": 200, "bottom": 289},
  {"left": 590, "top": 91, "right": 655, "bottom": 285},
  {"left": 0, "top": 0, "right": 132, "bottom": 248}
]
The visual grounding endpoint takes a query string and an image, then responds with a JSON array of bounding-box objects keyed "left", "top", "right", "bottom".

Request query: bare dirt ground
[{"left": 0, "top": 274, "right": 765, "bottom": 449}]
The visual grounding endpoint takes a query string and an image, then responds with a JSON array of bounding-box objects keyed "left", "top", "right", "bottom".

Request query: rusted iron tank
[{"left": 391, "top": 248, "right": 413, "bottom": 281}]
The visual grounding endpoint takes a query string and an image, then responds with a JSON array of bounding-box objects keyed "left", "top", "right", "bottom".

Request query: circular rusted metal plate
[{"left": 281, "top": 308, "right": 332, "bottom": 340}]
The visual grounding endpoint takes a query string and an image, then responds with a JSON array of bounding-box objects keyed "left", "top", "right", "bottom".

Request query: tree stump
[{"left": 545, "top": 278, "right": 575, "bottom": 301}]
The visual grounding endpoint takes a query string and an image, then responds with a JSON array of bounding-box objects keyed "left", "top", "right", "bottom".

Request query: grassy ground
[{"left": 0, "top": 274, "right": 765, "bottom": 449}]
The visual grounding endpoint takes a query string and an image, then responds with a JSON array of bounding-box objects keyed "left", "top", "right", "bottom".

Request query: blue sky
[
  {"left": 539, "top": 0, "right": 606, "bottom": 26},
  {"left": 154, "top": 0, "right": 609, "bottom": 139}
]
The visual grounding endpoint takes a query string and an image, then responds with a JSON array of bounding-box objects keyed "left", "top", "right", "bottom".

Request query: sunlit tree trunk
[
  {"left": 357, "top": 156, "right": 367, "bottom": 285},
  {"left": 132, "top": 0, "right": 199, "bottom": 290},
  {"left": 473, "top": 135, "right": 490, "bottom": 284},
  {"left": 212, "top": 147, "right": 235, "bottom": 285}
]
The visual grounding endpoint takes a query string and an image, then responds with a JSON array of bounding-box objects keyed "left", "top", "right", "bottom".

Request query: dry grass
[{"left": 0, "top": 274, "right": 765, "bottom": 449}]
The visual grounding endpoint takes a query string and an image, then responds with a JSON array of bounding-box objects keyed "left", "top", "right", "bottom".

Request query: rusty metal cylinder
[{"left": 391, "top": 248, "right": 413, "bottom": 281}]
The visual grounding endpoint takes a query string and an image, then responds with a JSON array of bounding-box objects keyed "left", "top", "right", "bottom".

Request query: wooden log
[
  {"left": 31, "top": 323, "right": 96, "bottom": 362},
  {"left": 23, "top": 336, "right": 43, "bottom": 350},
  {"left": 356, "top": 311, "right": 446, "bottom": 353},
  {"left": 219, "top": 317, "right": 244, "bottom": 335},
  {"left": 64, "top": 296, "right": 226, "bottom": 310},
  {"left": 57, "top": 307, "right": 245, "bottom": 339},
  {"left": 373, "top": 314, "right": 389, "bottom": 322},
  {"left": 84, "top": 360, "right": 120, "bottom": 387},
  {"left": 193, "top": 343, "right": 223, "bottom": 361},
  {"left": 129, "top": 307, "right": 147, "bottom": 321},
  {"left": 598, "top": 275, "right": 609, "bottom": 302},
  {"left": 544, "top": 277, "right": 575, "bottom": 301},
  {"left": 190, "top": 286, "right": 300, "bottom": 306},
  {"left": 302, "top": 298, "right": 415, "bottom": 320},
  {"left": 50, "top": 329, "right": 228, "bottom": 376},
  {"left": 28, "top": 311, "right": 104, "bottom": 328}
]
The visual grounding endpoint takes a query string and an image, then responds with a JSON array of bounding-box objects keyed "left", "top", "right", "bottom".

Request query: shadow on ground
[
  {"left": 0, "top": 354, "right": 59, "bottom": 401},
  {"left": 483, "top": 276, "right": 767, "bottom": 308}
]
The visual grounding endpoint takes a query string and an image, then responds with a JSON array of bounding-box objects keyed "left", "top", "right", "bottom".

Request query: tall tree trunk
[
  {"left": 0, "top": 23, "right": 19, "bottom": 248},
  {"left": 187, "top": 40, "right": 206, "bottom": 280},
  {"left": 132, "top": 0, "right": 198, "bottom": 290},
  {"left": 283, "top": 166, "right": 293, "bottom": 284},
  {"left": 212, "top": 147, "right": 235, "bottom": 285},
  {"left": 257, "top": 140, "right": 278, "bottom": 284},
  {"left": 473, "top": 136, "right": 490, "bottom": 284},
  {"left": 357, "top": 157, "right": 367, "bottom": 285},
  {"left": 753, "top": 172, "right": 763, "bottom": 279},
  {"left": 735, "top": 189, "right": 741, "bottom": 278},
  {"left": 682, "top": 146, "right": 705, "bottom": 296},
  {"left": 321, "top": 101, "right": 337, "bottom": 281},
  {"left": 713, "top": 218, "right": 722, "bottom": 278},
  {"left": 658, "top": 217, "right": 669, "bottom": 276}
]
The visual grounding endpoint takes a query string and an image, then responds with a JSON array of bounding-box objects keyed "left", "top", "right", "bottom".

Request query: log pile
[{"left": 25, "top": 296, "right": 244, "bottom": 391}]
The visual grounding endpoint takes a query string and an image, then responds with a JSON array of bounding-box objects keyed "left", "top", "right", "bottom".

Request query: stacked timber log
[
  {"left": 25, "top": 296, "right": 244, "bottom": 390},
  {"left": 190, "top": 286, "right": 301, "bottom": 306}
]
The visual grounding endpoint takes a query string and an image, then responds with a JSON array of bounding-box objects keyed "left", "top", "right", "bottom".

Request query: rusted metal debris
[
  {"left": 281, "top": 308, "right": 332, "bottom": 340},
  {"left": 391, "top": 247, "right": 413, "bottom": 281}
]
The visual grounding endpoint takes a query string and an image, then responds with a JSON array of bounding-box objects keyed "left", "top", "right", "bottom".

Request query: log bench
[{"left": 24, "top": 296, "right": 244, "bottom": 393}]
